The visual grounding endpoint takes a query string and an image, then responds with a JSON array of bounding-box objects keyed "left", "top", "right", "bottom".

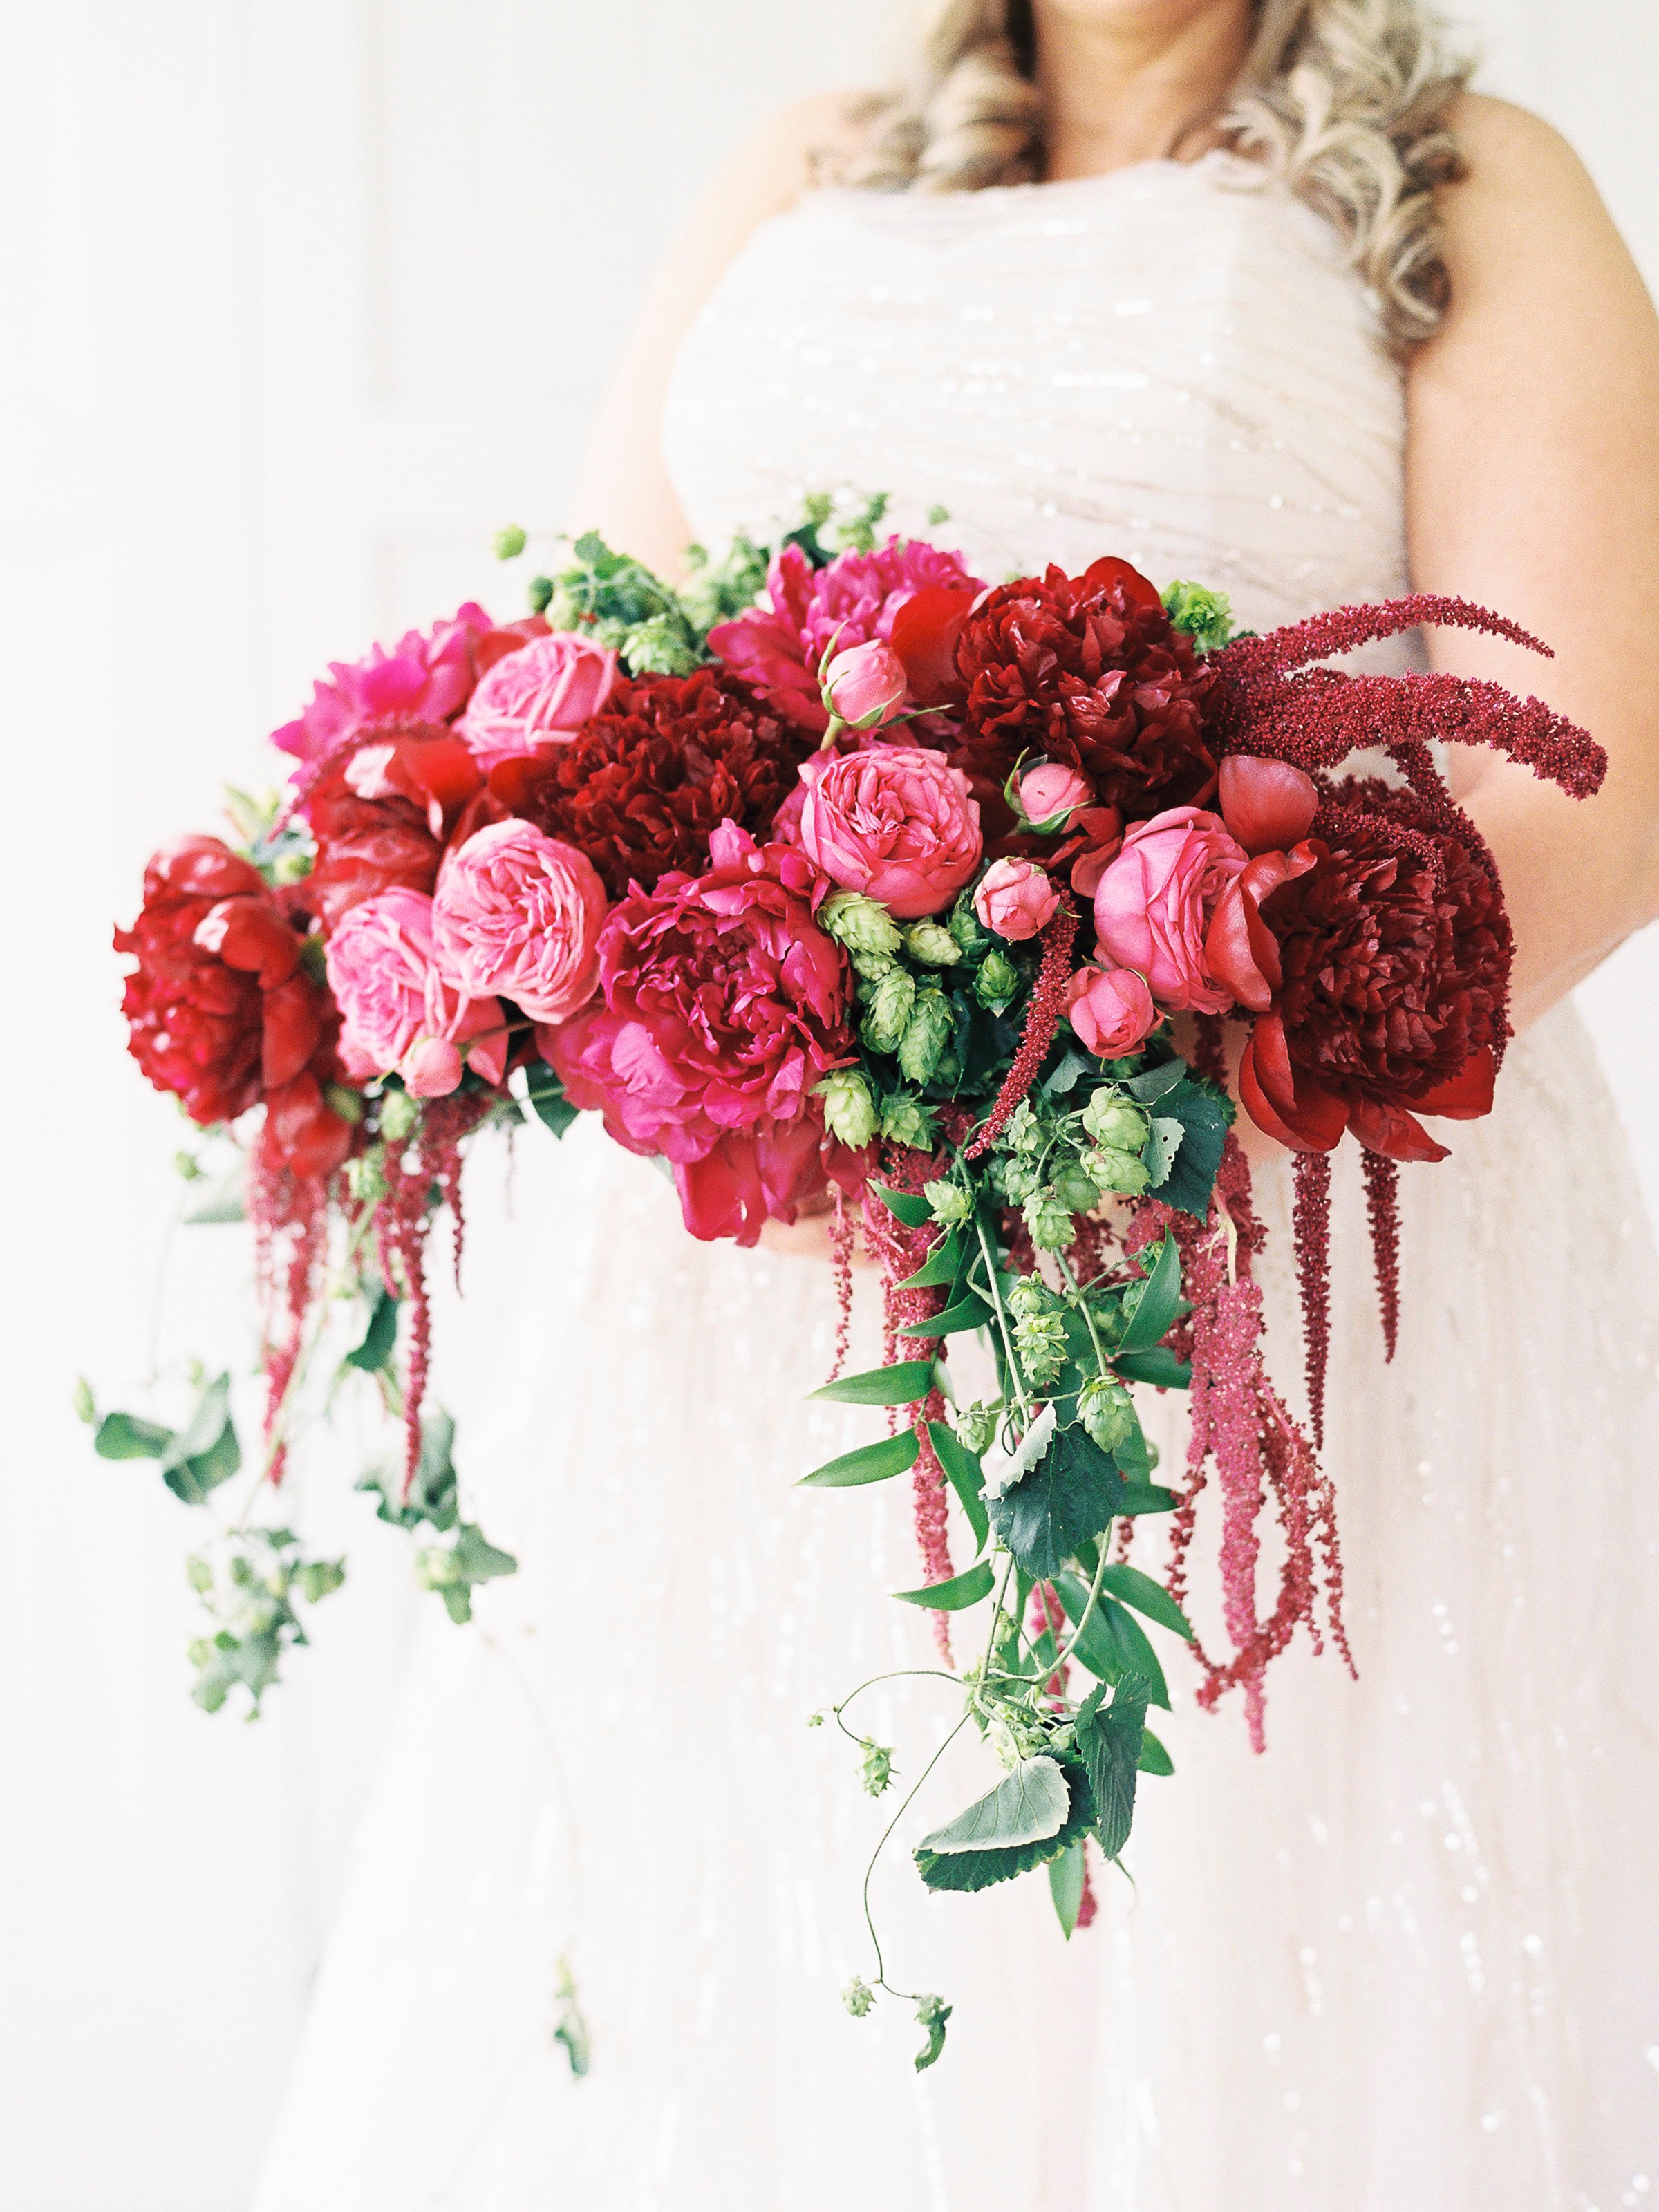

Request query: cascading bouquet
[{"left": 97, "top": 494, "right": 1602, "bottom": 2066}]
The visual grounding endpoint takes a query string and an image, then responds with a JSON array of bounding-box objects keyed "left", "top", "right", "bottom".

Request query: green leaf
[
  {"left": 1143, "top": 1115, "right": 1185, "bottom": 1188},
  {"left": 1122, "top": 1058, "right": 1189, "bottom": 1104},
  {"left": 1074, "top": 1674, "right": 1152, "bottom": 1859},
  {"left": 890, "top": 1559, "right": 995, "bottom": 1611},
  {"left": 93, "top": 1410, "right": 175, "bottom": 1461},
  {"left": 165, "top": 1418, "right": 241, "bottom": 1506},
  {"left": 928, "top": 1291, "right": 993, "bottom": 1336},
  {"left": 1118, "top": 1481, "right": 1179, "bottom": 1517},
  {"left": 1048, "top": 1840, "right": 1087, "bottom": 1938},
  {"left": 914, "top": 1994, "right": 951, "bottom": 2072},
  {"left": 1099, "top": 1563, "right": 1195, "bottom": 1642},
  {"left": 987, "top": 1400, "right": 1056, "bottom": 1501},
  {"left": 1154, "top": 1078, "right": 1234, "bottom": 1218},
  {"left": 1117, "top": 1236, "right": 1182, "bottom": 1355},
  {"left": 868, "top": 1181, "right": 935, "bottom": 1228},
  {"left": 987, "top": 1425, "right": 1125, "bottom": 1580},
  {"left": 1052, "top": 1577, "right": 1171, "bottom": 1709},
  {"left": 1042, "top": 1047, "right": 1093, "bottom": 1099},
  {"left": 344, "top": 1288, "right": 400, "bottom": 1374},
  {"left": 165, "top": 1374, "right": 233, "bottom": 1470},
  {"left": 1138, "top": 1727, "right": 1175, "bottom": 1777},
  {"left": 524, "top": 1059, "right": 580, "bottom": 1138},
  {"left": 73, "top": 1377, "right": 97, "bottom": 1426},
  {"left": 452, "top": 1523, "right": 518, "bottom": 1584},
  {"left": 798, "top": 1430, "right": 920, "bottom": 1489},
  {"left": 915, "top": 1759, "right": 1096, "bottom": 1892},
  {"left": 928, "top": 1421, "right": 988, "bottom": 1553},
  {"left": 811, "top": 1358, "right": 935, "bottom": 1407},
  {"left": 896, "top": 1234, "right": 962, "bottom": 1291},
  {"left": 1114, "top": 1347, "right": 1192, "bottom": 1389},
  {"left": 919, "top": 1755, "right": 1069, "bottom": 1853}
]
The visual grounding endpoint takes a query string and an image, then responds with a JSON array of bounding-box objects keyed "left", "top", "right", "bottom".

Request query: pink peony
[
  {"left": 456, "top": 630, "right": 619, "bottom": 768},
  {"left": 798, "top": 745, "right": 982, "bottom": 919},
  {"left": 821, "top": 639, "right": 909, "bottom": 731},
  {"left": 432, "top": 820, "right": 608, "bottom": 1025},
  {"left": 1067, "top": 964, "right": 1158, "bottom": 1057},
  {"left": 547, "top": 821, "right": 860, "bottom": 1244},
  {"left": 325, "top": 887, "right": 506, "bottom": 1096},
  {"left": 973, "top": 856, "right": 1061, "bottom": 941},
  {"left": 272, "top": 606, "right": 496, "bottom": 767},
  {"left": 1018, "top": 760, "right": 1092, "bottom": 828},
  {"left": 710, "top": 537, "right": 983, "bottom": 734},
  {"left": 1092, "top": 805, "right": 1249, "bottom": 1014}
]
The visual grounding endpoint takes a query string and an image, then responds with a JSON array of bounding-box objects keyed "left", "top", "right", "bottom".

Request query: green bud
[
  {"left": 73, "top": 1376, "right": 97, "bottom": 1427},
  {"left": 973, "top": 949, "right": 1018, "bottom": 1009},
  {"left": 843, "top": 1975, "right": 877, "bottom": 2019},
  {"left": 1087, "top": 1145, "right": 1152, "bottom": 1199},
  {"left": 492, "top": 524, "right": 527, "bottom": 561},
  {"left": 903, "top": 919, "right": 961, "bottom": 967},
  {"left": 185, "top": 1555, "right": 213, "bottom": 1595},
  {"left": 174, "top": 1150, "right": 202, "bottom": 1181},
  {"left": 953, "top": 1400, "right": 999, "bottom": 1454},
  {"left": 378, "top": 1089, "right": 419, "bottom": 1143},
  {"left": 858, "top": 1737, "right": 895, "bottom": 1797},
  {"left": 345, "top": 1150, "right": 386, "bottom": 1208},
  {"left": 861, "top": 966, "right": 917, "bottom": 1055},
  {"left": 897, "top": 986, "right": 953, "bottom": 1086},
  {"left": 926, "top": 503, "right": 951, "bottom": 527},
  {"left": 822, "top": 890, "right": 903, "bottom": 963},
  {"left": 924, "top": 1177, "right": 972, "bottom": 1227},
  {"left": 1023, "top": 1190, "right": 1078, "bottom": 1253},
  {"left": 806, "top": 1709, "right": 825, "bottom": 1727},
  {"left": 1079, "top": 1376, "right": 1138, "bottom": 1454},
  {"left": 815, "top": 1069, "right": 879, "bottom": 1150},
  {"left": 527, "top": 574, "right": 554, "bottom": 615},
  {"left": 1161, "top": 579, "right": 1236, "bottom": 655},
  {"left": 620, "top": 612, "right": 702, "bottom": 676},
  {"left": 414, "top": 1544, "right": 463, "bottom": 1591},
  {"left": 324, "top": 1084, "right": 365, "bottom": 1125},
  {"left": 880, "top": 1092, "right": 936, "bottom": 1151},
  {"left": 1082, "top": 1091, "right": 1151, "bottom": 1153}
]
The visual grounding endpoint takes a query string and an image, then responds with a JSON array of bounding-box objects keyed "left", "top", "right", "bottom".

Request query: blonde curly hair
[{"left": 844, "top": 1, "right": 1472, "bottom": 351}]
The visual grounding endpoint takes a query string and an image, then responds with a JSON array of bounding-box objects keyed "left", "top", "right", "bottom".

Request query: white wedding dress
[{"left": 254, "top": 154, "right": 1659, "bottom": 2210}]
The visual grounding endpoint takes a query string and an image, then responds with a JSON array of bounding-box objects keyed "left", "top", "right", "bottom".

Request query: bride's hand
[{"left": 757, "top": 1198, "right": 878, "bottom": 1266}]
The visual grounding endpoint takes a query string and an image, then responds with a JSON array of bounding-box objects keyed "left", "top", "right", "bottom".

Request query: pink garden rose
[
  {"left": 547, "top": 822, "right": 861, "bottom": 1244},
  {"left": 432, "top": 820, "right": 608, "bottom": 1025},
  {"left": 798, "top": 746, "right": 982, "bottom": 919},
  {"left": 272, "top": 606, "right": 496, "bottom": 767},
  {"left": 456, "top": 630, "right": 619, "bottom": 769},
  {"left": 1018, "top": 760, "right": 1092, "bottom": 828},
  {"left": 710, "top": 537, "right": 984, "bottom": 734},
  {"left": 821, "top": 639, "right": 909, "bottom": 731},
  {"left": 325, "top": 887, "right": 506, "bottom": 1098},
  {"left": 1092, "top": 805, "right": 1250, "bottom": 1014},
  {"left": 973, "top": 856, "right": 1061, "bottom": 941},
  {"left": 1067, "top": 964, "right": 1158, "bottom": 1057}
]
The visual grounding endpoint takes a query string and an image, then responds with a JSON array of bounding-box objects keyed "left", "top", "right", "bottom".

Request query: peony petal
[
  {"left": 1217, "top": 756, "right": 1320, "bottom": 856},
  {"left": 1413, "top": 1044, "right": 1497, "bottom": 1121},
  {"left": 1241, "top": 1017, "right": 1347, "bottom": 1151},
  {"left": 1079, "top": 555, "right": 1163, "bottom": 613},
  {"left": 1347, "top": 1094, "right": 1450, "bottom": 1163},
  {"left": 1203, "top": 879, "right": 1275, "bottom": 1012},
  {"left": 888, "top": 585, "right": 978, "bottom": 707}
]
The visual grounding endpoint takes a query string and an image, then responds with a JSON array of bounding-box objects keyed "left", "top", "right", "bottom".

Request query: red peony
[
  {"left": 1212, "top": 786, "right": 1510, "bottom": 1161},
  {"left": 116, "top": 836, "right": 353, "bottom": 1177},
  {"left": 487, "top": 666, "right": 814, "bottom": 901},
  {"left": 295, "top": 722, "right": 484, "bottom": 936},
  {"left": 546, "top": 821, "right": 861, "bottom": 1244},
  {"left": 947, "top": 558, "right": 1217, "bottom": 819}
]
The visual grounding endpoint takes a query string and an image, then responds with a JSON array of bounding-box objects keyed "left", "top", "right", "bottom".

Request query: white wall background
[{"left": 1, "top": 4, "right": 1653, "bottom": 2206}]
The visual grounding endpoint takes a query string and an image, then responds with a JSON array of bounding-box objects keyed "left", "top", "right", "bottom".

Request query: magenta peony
[
  {"left": 325, "top": 887, "right": 506, "bottom": 1096},
  {"left": 272, "top": 606, "right": 496, "bottom": 767},
  {"left": 456, "top": 630, "right": 619, "bottom": 768},
  {"left": 432, "top": 820, "right": 608, "bottom": 1025},
  {"left": 973, "top": 856, "right": 1062, "bottom": 941},
  {"left": 546, "top": 822, "right": 859, "bottom": 1244},
  {"left": 1018, "top": 760, "right": 1092, "bottom": 828},
  {"left": 711, "top": 538, "right": 984, "bottom": 734},
  {"left": 797, "top": 745, "right": 982, "bottom": 919},
  {"left": 1092, "top": 804, "right": 1249, "bottom": 1014},
  {"left": 1066, "top": 963, "right": 1158, "bottom": 1057}
]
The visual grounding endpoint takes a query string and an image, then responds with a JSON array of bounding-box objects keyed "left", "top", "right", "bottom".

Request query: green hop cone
[
  {"left": 821, "top": 891, "right": 902, "bottom": 964},
  {"left": 526, "top": 573, "right": 554, "bottom": 615},
  {"left": 1055, "top": 1161, "right": 1105, "bottom": 1213},
  {"left": 843, "top": 1975, "right": 876, "bottom": 2019},
  {"left": 1087, "top": 1145, "right": 1152, "bottom": 1199},
  {"left": 880, "top": 1093, "right": 936, "bottom": 1151},
  {"left": 1082, "top": 1090, "right": 1152, "bottom": 1153},
  {"left": 816, "top": 1069, "right": 879, "bottom": 1150},
  {"left": 996, "top": 1155, "right": 1041, "bottom": 1206},
  {"left": 1023, "top": 1188, "right": 1078, "bottom": 1253},
  {"left": 898, "top": 986, "right": 953, "bottom": 1086},
  {"left": 973, "top": 948, "right": 1019, "bottom": 1009},
  {"left": 948, "top": 898, "right": 991, "bottom": 959},
  {"left": 1079, "top": 1376, "right": 1138, "bottom": 1454},
  {"left": 858, "top": 1737, "right": 895, "bottom": 1797},
  {"left": 903, "top": 919, "right": 962, "bottom": 967},
  {"left": 492, "top": 523, "right": 527, "bottom": 561},
  {"left": 1008, "top": 1275, "right": 1068, "bottom": 1382},
  {"left": 1000, "top": 1098, "right": 1044, "bottom": 1154},
  {"left": 953, "top": 1399, "right": 999, "bottom": 1454},
  {"left": 861, "top": 966, "right": 917, "bottom": 1053},
  {"left": 378, "top": 1089, "right": 419, "bottom": 1143},
  {"left": 924, "top": 1177, "right": 972, "bottom": 1227},
  {"left": 1161, "top": 578, "right": 1237, "bottom": 655},
  {"left": 620, "top": 613, "right": 701, "bottom": 676}
]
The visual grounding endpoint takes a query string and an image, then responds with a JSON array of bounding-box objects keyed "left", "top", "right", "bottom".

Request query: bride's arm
[
  {"left": 566, "top": 93, "right": 866, "bottom": 574},
  {"left": 1406, "top": 93, "right": 1659, "bottom": 1031}
]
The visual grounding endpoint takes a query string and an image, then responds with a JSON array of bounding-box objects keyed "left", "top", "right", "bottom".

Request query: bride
[{"left": 254, "top": 2, "right": 1659, "bottom": 2205}]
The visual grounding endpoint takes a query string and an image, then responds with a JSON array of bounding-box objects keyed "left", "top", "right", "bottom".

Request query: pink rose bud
[
  {"left": 1018, "top": 760, "right": 1092, "bottom": 829},
  {"left": 820, "top": 640, "right": 910, "bottom": 731},
  {"left": 403, "top": 1035, "right": 465, "bottom": 1098},
  {"left": 798, "top": 744, "right": 982, "bottom": 918},
  {"left": 432, "top": 820, "right": 608, "bottom": 1026},
  {"left": 1067, "top": 964, "right": 1158, "bottom": 1057},
  {"left": 456, "top": 630, "right": 619, "bottom": 769},
  {"left": 973, "top": 856, "right": 1061, "bottom": 941},
  {"left": 1093, "top": 805, "right": 1248, "bottom": 1014}
]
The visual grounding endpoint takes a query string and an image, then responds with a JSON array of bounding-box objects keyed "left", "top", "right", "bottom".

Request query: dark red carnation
[
  {"left": 949, "top": 559, "right": 1216, "bottom": 820},
  {"left": 116, "top": 835, "right": 353, "bottom": 1175},
  {"left": 487, "top": 666, "right": 814, "bottom": 899},
  {"left": 1226, "top": 787, "right": 1510, "bottom": 1161},
  {"left": 294, "top": 721, "right": 483, "bottom": 935}
]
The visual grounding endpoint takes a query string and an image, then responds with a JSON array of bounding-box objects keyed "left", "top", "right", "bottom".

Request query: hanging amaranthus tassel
[
  {"left": 1362, "top": 1150, "right": 1402, "bottom": 1360},
  {"left": 1292, "top": 1150, "right": 1333, "bottom": 1450},
  {"left": 249, "top": 1120, "right": 332, "bottom": 1486},
  {"left": 964, "top": 894, "right": 1078, "bottom": 1159}
]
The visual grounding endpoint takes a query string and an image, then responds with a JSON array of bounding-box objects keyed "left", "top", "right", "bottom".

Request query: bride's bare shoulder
[
  {"left": 1440, "top": 92, "right": 1617, "bottom": 244},
  {"left": 691, "top": 89, "right": 877, "bottom": 244}
]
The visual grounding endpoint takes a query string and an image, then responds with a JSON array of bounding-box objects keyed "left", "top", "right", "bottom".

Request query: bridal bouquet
[{"left": 100, "top": 494, "right": 1602, "bottom": 2065}]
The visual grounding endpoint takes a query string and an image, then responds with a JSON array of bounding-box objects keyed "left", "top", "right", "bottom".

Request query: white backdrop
[{"left": 1, "top": 5, "right": 1653, "bottom": 2206}]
